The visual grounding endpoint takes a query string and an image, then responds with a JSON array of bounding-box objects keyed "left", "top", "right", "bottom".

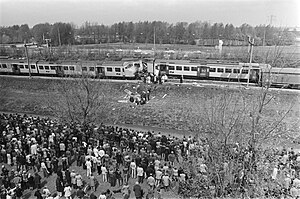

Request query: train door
[
  {"left": 250, "top": 69, "right": 260, "bottom": 83},
  {"left": 12, "top": 64, "right": 20, "bottom": 74},
  {"left": 158, "top": 63, "right": 169, "bottom": 76},
  {"left": 96, "top": 66, "right": 105, "bottom": 78},
  {"left": 197, "top": 66, "right": 209, "bottom": 78},
  {"left": 56, "top": 65, "right": 64, "bottom": 76}
]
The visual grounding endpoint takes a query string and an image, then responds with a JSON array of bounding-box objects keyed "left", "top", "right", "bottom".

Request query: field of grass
[{"left": 1, "top": 76, "right": 299, "bottom": 138}]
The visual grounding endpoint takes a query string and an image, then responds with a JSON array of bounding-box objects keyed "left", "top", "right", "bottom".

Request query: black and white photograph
[{"left": 0, "top": 0, "right": 299, "bottom": 198}]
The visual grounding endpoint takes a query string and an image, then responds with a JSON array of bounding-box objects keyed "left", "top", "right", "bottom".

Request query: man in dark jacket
[
  {"left": 133, "top": 181, "right": 144, "bottom": 199},
  {"left": 34, "top": 173, "right": 42, "bottom": 189}
]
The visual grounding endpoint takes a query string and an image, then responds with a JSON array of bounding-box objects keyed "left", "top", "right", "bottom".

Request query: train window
[
  {"left": 50, "top": 66, "right": 56, "bottom": 70},
  {"left": 44, "top": 66, "right": 50, "bottom": 70},
  {"left": 225, "top": 68, "right": 232, "bottom": 73},
  {"left": 176, "top": 66, "right": 182, "bottom": 70},
  {"left": 200, "top": 68, "right": 207, "bottom": 73},
  {"left": 31, "top": 65, "right": 35, "bottom": 69},
  {"left": 134, "top": 63, "right": 140, "bottom": 67},
  {"left": 209, "top": 68, "right": 216, "bottom": 72},
  {"left": 191, "top": 67, "right": 197, "bottom": 71},
  {"left": 39, "top": 65, "right": 44, "bottom": 70},
  {"left": 89, "top": 67, "right": 95, "bottom": 71},
  {"left": 169, "top": 65, "right": 175, "bottom": 70},
  {"left": 82, "top": 67, "right": 87, "bottom": 71},
  {"left": 25, "top": 65, "right": 28, "bottom": 69},
  {"left": 63, "top": 66, "right": 69, "bottom": 70},
  {"left": 2, "top": 64, "right": 7, "bottom": 68},
  {"left": 107, "top": 67, "right": 113, "bottom": 72},
  {"left": 242, "top": 69, "right": 249, "bottom": 74},
  {"left": 19, "top": 65, "right": 24, "bottom": 69},
  {"left": 233, "top": 69, "right": 240, "bottom": 73},
  {"left": 217, "top": 68, "right": 224, "bottom": 73},
  {"left": 0, "top": 65, "right": 2, "bottom": 68},
  {"left": 115, "top": 68, "right": 121, "bottom": 72},
  {"left": 184, "top": 66, "right": 190, "bottom": 71},
  {"left": 69, "top": 66, "right": 75, "bottom": 71}
]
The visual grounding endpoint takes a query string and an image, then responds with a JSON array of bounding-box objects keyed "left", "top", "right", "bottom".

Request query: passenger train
[
  {"left": 0, "top": 57, "right": 299, "bottom": 89},
  {"left": 0, "top": 58, "right": 146, "bottom": 79}
]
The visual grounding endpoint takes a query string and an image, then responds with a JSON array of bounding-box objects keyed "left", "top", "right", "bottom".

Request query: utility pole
[
  {"left": 153, "top": 27, "right": 156, "bottom": 76},
  {"left": 247, "top": 37, "right": 254, "bottom": 87},
  {"left": 24, "top": 41, "right": 37, "bottom": 78},
  {"left": 58, "top": 28, "right": 62, "bottom": 46}
]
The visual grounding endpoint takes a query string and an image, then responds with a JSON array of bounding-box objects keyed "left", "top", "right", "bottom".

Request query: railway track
[{"left": 1, "top": 74, "right": 299, "bottom": 94}]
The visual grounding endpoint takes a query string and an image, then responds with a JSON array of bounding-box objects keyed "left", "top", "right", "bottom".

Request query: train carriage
[
  {"left": 36, "top": 61, "right": 63, "bottom": 76},
  {"left": 155, "top": 59, "right": 209, "bottom": 79},
  {"left": 0, "top": 59, "right": 13, "bottom": 74},
  {"left": 261, "top": 67, "right": 300, "bottom": 88},
  {"left": 96, "top": 59, "right": 143, "bottom": 79},
  {"left": 11, "top": 60, "right": 39, "bottom": 75},
  {"left": 80, "top": 61, "right": 98, "bottom": 77}
]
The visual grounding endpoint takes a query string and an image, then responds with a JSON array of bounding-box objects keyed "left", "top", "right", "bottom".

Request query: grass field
[{"left": 1, "top": 76, "right": 299, "bottom": 138}]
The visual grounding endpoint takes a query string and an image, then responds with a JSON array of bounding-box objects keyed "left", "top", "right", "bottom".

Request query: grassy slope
[{"left": 1, "top": 76, "right": 299, "bottom": 135}]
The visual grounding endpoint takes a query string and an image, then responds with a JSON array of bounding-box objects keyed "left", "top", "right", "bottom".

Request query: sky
[{"left": 0, "top": 0, "right": 299, "bottom": 28}]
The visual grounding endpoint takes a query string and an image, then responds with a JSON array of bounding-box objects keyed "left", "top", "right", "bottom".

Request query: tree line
[{"left": 0, "top": 21, "right": 297, "bottom": 46}]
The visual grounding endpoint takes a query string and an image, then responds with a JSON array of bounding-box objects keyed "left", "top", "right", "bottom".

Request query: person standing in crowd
[
  {"left": 56, "top": 177, "right": 63, "bottom": 197},
  {"left": 64, "top": 184, "right": 72, "bottom": 199},
  {"left": 90, "top": 173, "right": 96, "bottom": 191},
  {"left": 137, "top": 165, "right": 144, "bottom": 184},
  {"left": 133, "top": 181, "right": 144, "bottom": 199},
  {"left": 130, "top": 160, "right": 137, "bottom": 179},
  {"left": 85, "top": 158, "right": 92, "bottom": 177},
  {"left": 147, "top": 174, "right": 155, "bottom": 190},
  {"left": 101, "top": 164, "right": 108, "bottom": 183}
]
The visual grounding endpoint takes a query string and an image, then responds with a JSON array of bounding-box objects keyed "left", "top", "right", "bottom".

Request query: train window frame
[
  {"left": 242, "top": 69, "right": 249, "bottom": 74},
  {"left": 184, "top": 66, "right": 190, "bottom": 71},
  {"left": 2, "top": 64, "right": 7, "bottom": 68},
  {"left": 39, "top": 65, "right": 44, "bottom": 70},
  {"left": 30, "top": 65, "right": 36, "bottom": 69},
  {"left": 209, "top": 68, "right": 216, "bottom": 72},
  {"left": 107, "top": 67, "right": 113, "bottom": 72},
  {"left": 191, "top": 67, "right": 197, "bottom": 71},
  {"left": 50, "top": 66, "right": 56, "bottom": 70},
  {"left": 89, "top": 67, "right": 95, "bottom": 71},
  {"left": 169, "top": 65, "right": 175, "bottom": 70},
  {"left": 44, "top": 65, "right": 50, "bottom": 70},
  {"left": 82, "top": 66, "right": 87, "bottom": 71},
  {"left": 217, "top": 68, "right": 224, "bottom": 73},
  {"left": 25, "top": 65, "right": 29, "bottom": 69},
  {"left": 225, "top": 68, "right": 232, "bottom": 73},
  {"left": 69, "top": 66, "right": 75, "bottom": 71},
  {"left": 176, "top": 66, "right": 182, "bottom": 70},
  {"left": 19, "top": 65, "right": 24, "bottom": 69},
  {"left": 233, "top": 69, "right": 240, "bottom": 73},
  {"left": 63, "top": 66, "right": 69, "bottom": 71},
  {"left": 115, "top": 68, "right": 121, "bottom": 72}
]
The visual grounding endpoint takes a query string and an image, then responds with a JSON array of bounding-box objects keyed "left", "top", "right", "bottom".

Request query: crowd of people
[
  {"left": 0, "top": 113, "right": 197, "bottom": 199},
  {"left": 1, "top": 112, "right": 299, "bottom": 199}
]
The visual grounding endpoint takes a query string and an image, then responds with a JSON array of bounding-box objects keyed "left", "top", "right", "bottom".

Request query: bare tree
[{"left": 47, "top": 75, "right": 110, "bottom": 126}]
